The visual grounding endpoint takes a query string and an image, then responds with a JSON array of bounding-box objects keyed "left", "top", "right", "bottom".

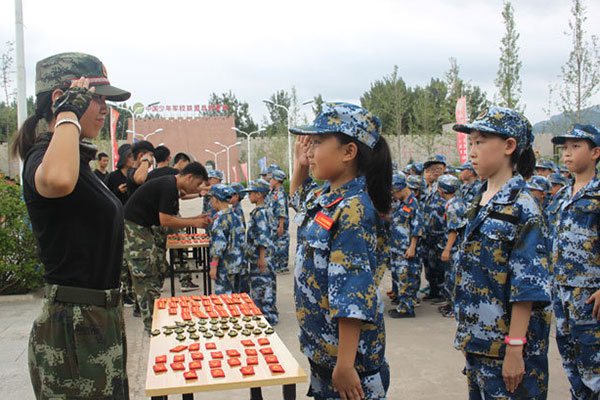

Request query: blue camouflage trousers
[
  {"left": 465, "top": 353, "right": 548, "bottom": 399},
  {"left": 307, "top": 360, "right": 390, "bottom": 399},
  {"left": 249, "top": 262, "right": 279, "bottom": 325},
  {"left": 214, "top": 268, "right": 240, "bottom": 295},
  {"left": 554, "top": 285, "right": 600, "bottom": 400},
  {"left": 424, "top": 236, "right": 449, "bottom": 298},
  {"left": 270, "top": 232, "right": 290, "bottom": 273},
  {"left": 391, "top": 254, "right": 421, "bottom": 313}
]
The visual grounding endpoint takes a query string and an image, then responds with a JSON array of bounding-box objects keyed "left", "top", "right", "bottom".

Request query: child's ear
[
  {"left": 592, "top": 146, "right": 600, "bottom": 162},
  {"left": 343, "top": 142, "right": 358, "bottom": 162}
]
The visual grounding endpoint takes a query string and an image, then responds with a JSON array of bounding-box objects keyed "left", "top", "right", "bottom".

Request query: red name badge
[{"left": 314, "top": 212, "right": 334, "bottom": 230}]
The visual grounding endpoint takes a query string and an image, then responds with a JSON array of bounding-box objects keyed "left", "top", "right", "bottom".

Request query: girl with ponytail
[
  {"left": 289, "top": 102, "right": 392, "bottom": 399},
  {"left": 452, "top": 106, "right": 552, "bottom": 399}
]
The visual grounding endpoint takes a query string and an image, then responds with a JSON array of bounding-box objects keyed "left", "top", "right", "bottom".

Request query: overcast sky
[{"left": 1, "top": 0, "right": 599, "bottom": 126}]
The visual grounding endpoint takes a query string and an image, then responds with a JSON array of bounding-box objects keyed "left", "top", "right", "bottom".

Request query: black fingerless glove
[{"left": 53, "top": 86, "right": 94, "bottom": 120}]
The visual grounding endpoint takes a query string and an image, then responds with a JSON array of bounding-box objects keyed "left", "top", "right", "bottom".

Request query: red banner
[
  {"left": 240, "top": 163, "right": 248, "bottom": 182},
  {"left": 455, "top": 97, "right": 468, "bottom": 164},
  {"left": 110, "top": 108, "right": 120, "bottom": 169},
  {"left": 232, "top": 166, "right": 239, "bottom": 183}
]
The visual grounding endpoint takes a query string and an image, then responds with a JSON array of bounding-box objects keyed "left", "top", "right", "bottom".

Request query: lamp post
[
  {"left": 205, "top": 148, "right": 225, "bottom": 170},
  {"left": 214, "top": 141, "right": 241, "bottom": 183},
  {"left": 232, "top": 127, "right": 265, "bottom": 182},
  {"left": 126, "top": 128, "right": 164, "bottom": 141},
  {"left": 112, "top": 101, "right": 160, "bottom": 138},
  {"left": 262, "top": 98, "right": 314, "bottom": 176}
]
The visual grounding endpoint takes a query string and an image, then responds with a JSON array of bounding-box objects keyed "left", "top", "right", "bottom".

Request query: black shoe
[
  {"left": 391, "top": 298, "right": 400, "bottom": 305},
  {"left": 133, "top": 305, "right": 141, "bottom": 318},
  {"left": 181, "top": 282, "right": 200, "bottom": 292},
  {"left": 122, "top": 294, "right": 135, "bottom": 308},
  {"left": 432, "top": 299, "right": 449, "bottom": 306},
  {"left": 388, "top": 309, "right": 415, "bottom": 319},
  {"left": 422, "top": 294, "right": 439, "bottom": 301}
]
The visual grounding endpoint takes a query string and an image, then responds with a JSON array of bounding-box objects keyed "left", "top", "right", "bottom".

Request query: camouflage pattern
[
  {"left": 123, "top": 221, "right": 161, "bottom": 334},
  {"left": 464, "top": 353, "right": 548, "bottom": 399},
  {"left": 36, "top": 52, "right": 130, "bottom": 101},
  {"left": 209, "top": 183, "right": 235, "bottom": 202},
  {"left": 443, "top": 195, "right": 467, "bottom": 301},
  {"left": 438, "top": 174, "right": 460, "bottom": 194},
  {"left": 454, "top": 175, "right": 552, "bottom": 359},
  {"left": 267, "top": 185, "right": 290, "bottom": 273},
  {"left": 246, "top": 205, "right": 278, "bottom": 325},
  {"left": 202, "top": 194, "right": 217, "bottom": 219},
  {"left": 422, "top": 182, "right": 449, "bottom": 298},
  {"left": 411, "top": 163, "right": 424, "bottom": 175},
  {"left": 545, "top": 187, "right": 568, "bottom": 246},
  {"left": 271, "top": 168, "right": 287, "bottom": 182},
  {"left": 152, "top": 225, "right": 170, "bottom": 284},
  {"left": 460, "top": 180, "right": 483, "bottom": 206},
  {"left": 52, "top": 86, "right": 94, "bottom": 119},
  {"left": 29, "top": 285, "right": 129, "bottom": 399},
  {"left": 232, "top": 201, "right": 246, "bottom": 229},
  {"left": 290, "top": 102, "right": 382, "bottom": 149},
  {"left": 307, "top": 361, "right": 390, "bottom": 399},
  {"left": 535, "top": 158, "right": 556, "bottom": 172},
  {"left": 551, "top": 124, "right": 600, "bottom": 147},
  {"left": 207, "top": 169, "right": 224, "bottom": 180},
  {"left": 423, "top": 154, "right": 447, "bottom": 169},
  {"left": 392, "top": 172, "right": 408, "bottom": 190},
  {"left": 553, "top": 285, "right": 600, "bottom": 399},
  {"left": 210, "top": 207, "right": 246, "bottom": 294},
  {"left": 548, "top": 172, "right": 569, "bottom": 187},
  {"left": 291, "top": 176, "right": 389, "bottom": 375},
  {"left": 454, "top": 106, "right": 533, "bottom": 155},
  {"left": 526, "top": 176, "right": 550, "bottom": 194},
  {"left": 390, "top": 193, "right": 423, "bottom": 313}
]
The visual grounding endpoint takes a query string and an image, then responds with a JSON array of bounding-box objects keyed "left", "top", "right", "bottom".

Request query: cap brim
[
  {"left": 93, "top": 84, "right": 131, "bottom": 102},
  {"left": 289, "top": 125, "right": 337, "bottom": 135},
  {"left": 423, "top": 161, "right": 446, "bottom": 168},
  {"left": 551, "top": 134, "right": 581, "bottom": 145},
  {"left": 453, "top": 123, "right": 504, "bottom": 136}
]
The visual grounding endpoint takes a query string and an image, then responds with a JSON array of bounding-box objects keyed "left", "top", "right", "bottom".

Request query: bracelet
[
  {"left": 504, "top": 336, "right": 527, "bottom": 346},
  {"left": 54, "top": 118, "right": 81, "bottom": 135},
  {"left": 209, "top": 261, "right": 218, "bottom": 267}
]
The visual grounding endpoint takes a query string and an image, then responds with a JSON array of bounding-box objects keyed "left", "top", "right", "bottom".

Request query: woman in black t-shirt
[{"left": 12, "top": 52, "right": 131, "bottom": 400}]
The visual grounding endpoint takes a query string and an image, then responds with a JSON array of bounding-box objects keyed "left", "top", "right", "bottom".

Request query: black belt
[
  {"left": 45, "top": 284, "right": 121, "bottom": 308},
  {"left": 308, "top": 359, "right": 380, "bottom": 381}
]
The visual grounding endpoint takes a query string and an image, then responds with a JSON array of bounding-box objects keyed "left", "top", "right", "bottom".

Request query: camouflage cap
[
  {"left": 241, "top": 179, "right": 270, "bottom": 194},
  {"left": 559, "top": 164, "right": 570, "bottom": 174},
  {"left": 401, "top": 163, "right": 411, "bottom": 174},
  {"left": 207, "top": 169, "right": 224, "bottom": 180},
  {"left": 535, "top": 158, "right": 555, "bottom": 171},
  {"left": 270, "top": 169, "right": 287, "bottom": 182},
  {"left": 456, "top": 160, "right": 476, "bottom": 173},
  {"left": 209, "top": 183, "right": 235, "bottom": 202},
  {"left": 445, "top": 166, "right": 457, "bottom": 175},
  {"left": 411, "top": 163, "right": 424, "bottom": 175},
  {"left": 423, "top": 154, "right": 447, "bottom": 169},
  {"left": 548, "top": 172, "right": 568, "bottom": 187},
  {"left": 35, "top": 52, "right": 130, "bottom": 101},
  {"left": 453, "top": 106, "right": 533, "bottom": 154},
  {"left": 230, "top": 182, "right": 246, "bottom": 198},
  {"left": 407, "top": 175, "right": 423, "bottom": 190},
  {"left": 392, "top": 172, "right": 408, "bottom": 190},
  {"left": 438, "top": 174, "right": 460, "bottom": 194},
  {"left": 551, "top": 124, "right": 600, "bottom": 147},
  {"left": 268, "top": 164, "right": 280, "bottom": 173},
  {"left": 259, "top": 167, "right": 269, "bottom": 176},
  {"left": 289, "top": 102, "right": 381, "bottom": 149},
  {"left": 526, "top": 176, "right": 550, "bottom": 192}
]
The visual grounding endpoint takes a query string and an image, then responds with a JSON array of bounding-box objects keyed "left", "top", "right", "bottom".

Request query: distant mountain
[{"left": 533, "top": 105, "right": 600, "bottom": 134}]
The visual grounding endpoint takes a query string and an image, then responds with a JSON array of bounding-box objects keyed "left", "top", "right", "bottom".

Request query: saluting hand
[{"left": 294, "top": 135, "right": 311, "bottom": 168}]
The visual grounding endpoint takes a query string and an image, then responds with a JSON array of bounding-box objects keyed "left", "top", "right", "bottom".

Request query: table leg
[
  {"left": 169, "top": 249, "right": 176, "bottom": 297},
  {"left": 250, "top": 387, "right": 263, "bottom": 400},
  {"left": 283, "top": 384, "right": 296, "bottom": 400}
]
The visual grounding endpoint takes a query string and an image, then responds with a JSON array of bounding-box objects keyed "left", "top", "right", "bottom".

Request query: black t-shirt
[
  {"left": 124, "top": 175, "right": 180, "bottom": 227},
  {"left": 147, "top": 166, "right": 179, "bottom": 181},
  {"left": 126, "top": 167, "right": 142, "bottom": 198},
  {"left": 106, "top": 169, "right": 129, "bottom": 205},
  {"left": 93, "top": 169, "right": 108, "bottom": 183},
  {"left": 22, "top": 133, "right": 124, "bottom": 290}
]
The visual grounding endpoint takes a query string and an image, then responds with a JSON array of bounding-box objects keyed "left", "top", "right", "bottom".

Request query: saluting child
[
  {"left": 289, "top": 102, "right": 392, "bottom": 400},
  {"left": 453, "top": 106, "right": 552, "bottom": 399},
  {"left": 242, "top": 179, "right": 279, "bottom": 325},
  {"left": 267, "top": 168, "right": 290, "bottom": 274},
  {"left": 208, "top": 184, "right": 246, "bottom": 294},
  {"left": 550, "top": 124, "right": 600, "bottom": 400}
]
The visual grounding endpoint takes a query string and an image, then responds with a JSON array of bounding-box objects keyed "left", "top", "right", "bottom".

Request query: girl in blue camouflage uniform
[
  {"left": 550, "top": 124, "right": 600, "bottom": 400},
  {"left": 290, "top": 102, "right": 392, "bottom": 400},
  {"left": 453, "top": 106, "right": 552, "bottom": 400}
]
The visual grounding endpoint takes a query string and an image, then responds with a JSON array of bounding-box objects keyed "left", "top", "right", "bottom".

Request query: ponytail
[
  {"left": 333, "top": 133, "right": 393, "bottom": 215},
  {"left": 11, "top": 91, "right": 53, "bottom": 159},
  {"left": 513, "top": 147, "right": 536, "bottom": 180}
]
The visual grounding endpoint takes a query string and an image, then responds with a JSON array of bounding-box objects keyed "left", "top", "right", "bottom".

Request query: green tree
[
  {"left": 494, "top": 1, "right": 523, "bottom": 111},
  {"left": 203, "top": 91, "right": 258, "bottom": 136},
  {"left": 558, "top": 0, "right": 600, "bottom": 123},
  {"left": 409, "top": 79, "right": 448, "bottom": 157},
  {"left": 444, "top": 58, "right": 491, "bottom": 121},
  {"left": 264, "top": 89, "right": 292, "bottom": 137},
  {"left": 312, "top": 94, "right": 324, "bottom": 118}
]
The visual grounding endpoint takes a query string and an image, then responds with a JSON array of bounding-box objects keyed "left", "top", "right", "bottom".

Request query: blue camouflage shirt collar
[
  {"left": 564, "top": 169, "right": 600, "bottom": 203},
  {"left": 477, "top": 174, "right": 524, "bottom": 205},
  {"left": 317, "top": 175, "right": 366, "bottom": 208}
]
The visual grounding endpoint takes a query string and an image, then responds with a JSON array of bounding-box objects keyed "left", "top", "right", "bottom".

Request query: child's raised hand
[{"left": 294, "top": 135, "right": 311, "bottom": 167}]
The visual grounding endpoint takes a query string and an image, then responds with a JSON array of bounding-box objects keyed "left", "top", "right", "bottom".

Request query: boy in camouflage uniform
[
  {"left": 267, "top": 168, "right": 290, "bottom": 274},
  {"left": 202, "top": 169, "right": 223, "bottom": 219}
]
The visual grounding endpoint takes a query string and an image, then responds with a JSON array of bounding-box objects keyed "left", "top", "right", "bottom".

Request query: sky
[{"left": 1, "top": 0, "right": 600, "bottom": 126}]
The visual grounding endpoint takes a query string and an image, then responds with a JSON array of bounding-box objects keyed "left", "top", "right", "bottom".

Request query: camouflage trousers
[
  {"left": 269, "top": 231, "right": 289, "bottom": 273},
  {"left": 214, "top": 267, "right": 240, "bottom": 295},
  {"left": 423, "top": 237, "right": 449, "bottom": 298},
  {"left": 554, "top": 285, "right": 600, "bottom": 400},
  {"left": 29, "top": 285, "right": 129, "bottom": 400},
  {"left": 307, "top": 359, "right": 390, "bottom": 399},
  {"left": 120, "top": 259, "right": 134, "bottom": 303},
  {"left": 124, "top": 221, "right": 161, "bottom": 335},
  {"left": 152, "top": 226, "right": 169, "bottom": 284},
  {"left": 465, "top": 353, "right": 548, "bottom": 399},
  {"left": 391, "top": 254, "right": 421, "bottom": 314},
  {"left": 249, "top": 262, "right": 279, "bottom": 325},
  {"left": 238, "top": 264, "right": 250, "bottom": 294}
]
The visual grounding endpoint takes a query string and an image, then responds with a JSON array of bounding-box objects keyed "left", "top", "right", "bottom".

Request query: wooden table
[
  {"left": 166, "top": 234, "right": 211, "bottom": 296},
  {"left": 145, "top": 294, "right": 307, "bottom": 399}
]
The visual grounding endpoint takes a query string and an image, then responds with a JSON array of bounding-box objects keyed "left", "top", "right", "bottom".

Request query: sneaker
[
  {"left": 415, "top": 298, "right": 422, "bottom": 307},
  {"left": 442, "top": 309, "right": 455, "bottom": 318},
  {"left": 419, "top": 285, "right": 430, "bottom": 294},
  {"left": 181, "top": 282, "right": 200, "bottom": 292},
  {"left": 422, "top": 294, "right": 440, "bottom": 301},
  {"left": 388, "top": 309, "right": 415, "bottom": 319},
  {"left": 122, "top": 294, "right": 135, "bottom": 308},
  {"left": 432, "top": 299, "right": 449, "bottom": 306},
  {"left": 391, "top": 298, "right": 400, "bottom": 305}
]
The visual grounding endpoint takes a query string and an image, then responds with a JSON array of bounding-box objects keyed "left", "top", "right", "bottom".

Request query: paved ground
[{"left": 0, "top": 196, "right": 572, "bottom": 399}]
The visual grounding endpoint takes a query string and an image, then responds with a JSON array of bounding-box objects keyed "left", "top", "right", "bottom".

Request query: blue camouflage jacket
[
  {"left": 390, "top": 193, "right": 423, "bottom": 254},
  {"left": 290, "top": 176, "right": 389, "bottom": 373},
  {"left": 203, "top": 195, "right": 217, "bottom": 219},
  {"left": 553, "top": 171, "right": 600, "bottom": 287},
  {"left": 423, "top": 182, "right": 447, "bottom": 236},
  {"left": 210, "top": 207, "right": 246, "bottom": 274},
  {"left": 460, "top": 180, "right": 483, "bottom": 206},
  {"left": 232, "top": 202, "right": 246, "bottom": 229},
  {"left": 444, "top": 195, "right": 467, "bottom": 249},
  {"left": 266, "top": 186, "right": 289, "bottom": 233},
  {"left": 245, "top": 205, "right": 271, "bottom": 263},
  {"left": 454, "top": 175, "right": 552, "bottom": 358}
]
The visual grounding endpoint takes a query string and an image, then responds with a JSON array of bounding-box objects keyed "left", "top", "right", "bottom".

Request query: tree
[
  {"left": 444, "top": 58, "right": 490, "bottom": 122},
  {"left": 409, "top": 79, "right": 448, "bottom": 157},
  {"left": 312, "top": 94, "right": 324, "bottom": 118},
  {"left": 264, "top": 89, "right": 292, "bottom": 137},
  {"left": 203, "top": 91, "right": 258, "bottom": 135},
  {"left": 0, "top": 42, "right": 15, "bottom": 143},
  {"left": 494, "top": 1, "right": 523, "bottom": 111},
  {"left": 558, "top": 0, "right": 600, "bottom": 123}
]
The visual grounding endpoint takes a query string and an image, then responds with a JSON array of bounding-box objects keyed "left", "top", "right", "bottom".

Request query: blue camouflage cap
[
  {"left": 241, "top": 179, "right": 270, "bottom": 194},
  {"left": 445, "top": 166, "right": 457, "bottom": 175},
  {"left": 411, "top": 163, "right": 424, "bottom": 175},
  {"left": 230, "top": 182, "right": 246, "bottom": 198},
  {"left": 456, "top": 160, "right": 476, "bottom": 173},
  {"left": 437, "top": 174, "right": 460, "bottom": 194},
  {"left": 424, "top": 154, "right": 447, "bottom": 169},
  {"left": 551, "top": 124, "right": 600, "bottom": 147},
  {"left": 268, "top": 164, "right": 280, "bottom": 173},
  {"left": 209, "top": 183, "right": 235, "bottom": 202},
  {"left": 526, "top": 176, "right": 550, "bottom": 192},
  {"left": 289, "top": 102, "right": 381, "bottom": 149},
  {"left": 259, "top": 167, "right": 269, "bottom": 176},
  {"left": 207, "top": 169, "right": 224, "bottom": 180},
  {"left": 407, "top": 175, "right": 423, "bottom": 190},
  {"left": 548, "top": 172, "right": 568, "bottom": 187},
  {"left": 453, "top": 106, "right": 533, "bottom": 155},
  {"left": 392, "top": 172, "right": 408, "bottom": 190},
  {"left": 270, "top": 169, "right": 287, "bottom": 182},
  {"left": 559, "top": 164, "right": 570, "bottom": 174},
  {"left": 535, "top": 158, "right": 555, "bottom": 171}
]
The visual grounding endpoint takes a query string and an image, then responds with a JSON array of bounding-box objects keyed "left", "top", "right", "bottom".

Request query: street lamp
[
  {"left": 232, "top": 127, "right": 265, "bottom": 182},
  {"left": 214, "top": 141, "right": 241, "bottom": 183},
  {"left": 262, "top": 98, "right": 314, "bottom": 176},
  {"left": 205, "top": 148, "right": 225, "bottom": 170},
  {"left": 112, "top": 101, "right": 161, "bottom": 134},
  {"left": 126, "top": 128, "right": 164, "bottom": 141}
]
